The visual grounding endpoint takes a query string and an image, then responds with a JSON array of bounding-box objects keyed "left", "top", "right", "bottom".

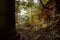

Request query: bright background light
[
  {"left": 33, "top": 0, "right": 38, "bottom": 3},
  {"left": 19, "top": 0, "right": 38, "bottom": 16}
]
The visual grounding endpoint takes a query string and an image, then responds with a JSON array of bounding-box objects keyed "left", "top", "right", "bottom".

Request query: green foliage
[
  {"left": 15, "top": 0, "right": 58, "bottom": 40},
  {"left": 25, "top": 20, "right": 31, "bottom": 27},
  {"left": 41, "top": 0, "right": 49, "bottom": 5},
  {"left": 15, "top": 1, "right": 20, "bottom": 13},
  {"left": 15, "top": 0, "right": 55, "bottom": 31},
  {"left": 16, "top": 26, "right": 23, "bottom": 30},
  {"left": 15, "top": 0, "right": 44, "bottom": 30}
]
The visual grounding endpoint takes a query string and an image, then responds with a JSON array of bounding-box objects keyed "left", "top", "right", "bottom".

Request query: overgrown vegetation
[{"left": 15, "top": 0, "right": 60, "bottom": 40}]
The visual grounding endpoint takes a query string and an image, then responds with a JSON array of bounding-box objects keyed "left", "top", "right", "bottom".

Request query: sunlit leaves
[
  {"left": 15, "top": 0, "right": 42, "bottom": 29},
  {"left": 41, "top": 0, "right": 49, "bottom": 5},
  {"left": 15, "top": 0, "right": 55, "bottom": 31}
]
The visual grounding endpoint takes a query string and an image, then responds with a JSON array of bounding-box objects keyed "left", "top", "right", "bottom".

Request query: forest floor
[
  {"left": 17, "top": 26, "right": 57, "bottom": 40},
  {"left": 16, "top": 20, "right": 60, "bottom": 40}
]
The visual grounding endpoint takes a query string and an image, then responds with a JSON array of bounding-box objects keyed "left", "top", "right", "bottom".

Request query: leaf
[{"left": 41, "top": 0, "right": 48, "bottom": 5}]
